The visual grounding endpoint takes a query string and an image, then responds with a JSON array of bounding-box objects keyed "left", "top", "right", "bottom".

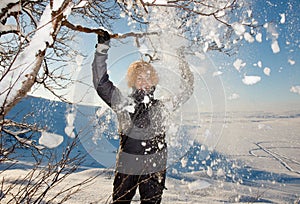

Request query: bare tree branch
[{"left": 62, "top": 20, "right": 160, "bottom": 39}]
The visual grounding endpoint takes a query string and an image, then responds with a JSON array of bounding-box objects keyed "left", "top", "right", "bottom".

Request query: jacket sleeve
[
  {"left": 92, "top": 43, "right": 123, "bottom": 110},
  {"left": 92, "top": 43, "right": 133, "bottom": 133},
  {"left": 170, "top": 48, "right": 194, "bottom": 111}
]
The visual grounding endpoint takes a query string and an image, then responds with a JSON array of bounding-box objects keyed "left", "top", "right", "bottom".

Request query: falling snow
[
  {"left": 263, "top": 67, "right": 271, "bottom": 76},
  {"left": 233, "top": 59, "right": 246, "bottom": 72}
]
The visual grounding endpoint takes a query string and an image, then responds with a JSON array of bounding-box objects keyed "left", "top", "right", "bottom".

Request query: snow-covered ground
[{"left": 1, "top": 96, "right": 300, "bottom": 203}]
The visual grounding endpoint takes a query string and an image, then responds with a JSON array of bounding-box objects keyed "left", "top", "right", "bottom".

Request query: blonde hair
[{"left": 126, "top": 61, "right": 159, "bottom": 88}]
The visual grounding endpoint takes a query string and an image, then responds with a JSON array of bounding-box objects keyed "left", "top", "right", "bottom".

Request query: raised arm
[
  {"left": 171, "top": 47, "right": 194, "bottom": 110},
  {"left": 92, "top": 31, "right": 123, "bottom": 109}
]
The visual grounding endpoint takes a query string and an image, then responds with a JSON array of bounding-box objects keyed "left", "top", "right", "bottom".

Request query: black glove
[{"left": 98, "top": 30, "right": 110, "bottom": 44}]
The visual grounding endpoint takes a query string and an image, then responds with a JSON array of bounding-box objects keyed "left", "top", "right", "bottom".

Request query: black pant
[{"left": 112, "top": 171, "right": 166, "bottom": 204}]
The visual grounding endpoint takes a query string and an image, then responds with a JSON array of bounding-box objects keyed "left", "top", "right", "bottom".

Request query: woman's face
[{"left": 134, "top": 71, "right": 154, "bottom": 92}]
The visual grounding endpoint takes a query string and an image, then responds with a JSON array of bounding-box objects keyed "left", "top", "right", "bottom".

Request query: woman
[{"left": 92, "top": 30, "right": 194, "bottom": 204}]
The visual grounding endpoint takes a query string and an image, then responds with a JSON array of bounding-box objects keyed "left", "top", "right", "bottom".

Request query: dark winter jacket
[{"left": 92, "top": 42, "right": 194, "bottom": 175}]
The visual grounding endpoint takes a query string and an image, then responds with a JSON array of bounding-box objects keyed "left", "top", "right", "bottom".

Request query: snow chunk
[
  {"left": 271, "top": 40, "right": 280, "bottom": 53},
  {"left": 257, "top": 61, "right": 262, "bottom": 68},
  {"left": 158, "top": 142, "right": 165, "bottom": 150},
  {"left": 244, "top": 32, "right": 254, "bottom": 43},
  {"left": 74, "top": 0, "right": 88, "bottom": 8},
  {"left": 263, "top": 67, "right": 271, "bottom": 76},
  {"left": 39, "top": 132, "right": 64, "bottom": 148},
  {"left": 120, "top": 12, "right": 126, "bottom": 18},
  {"left": 65, "top": 126, "right": 75, "bottom": 138},
  {"left": 279, "top": 13, "right": 286, "bottom": 24},
  {"left": 247, "top": 9, "right": 252, "bottom": 17},
  {"left": 66, "top": 112, "right": 75, "bottom": 125},
  {"left": 188, "top": 180, "right": 211, "bottom": 191},
  {"left": 206, "top": 166, "right": 213, "bottom": 177},
  {"left": 65, "top": 110, "right": 76, "bottom": 138},
  {"left": 255, "top": 33, "right": 262, "bottom": 43},
  {"left": 232, "top": 22, "right": 246, "bottom": 36},
  {"left": 203, "top": 42, "right": 209, "bottom": 53},
  {"left": 145, "top": 147, "right": 152, "bottom": 152},
  {"left": 217, "top": 168, "right": 225, "bottom": 177},
  {"left": 233, "top": 59, "right": 246, "bottom": 72},
  {"left": 142, "top": 95, "right": 150, "bottom": 104},
  {"left": 265, "top": 23, "right": 279, "bottom": 39},
  {"left": 242, "top": 75, "right": 261, "bottom": 85},
  {"left": 181, "top": 157, "right": 188, "bottom": 168},
  {"left": 124, "top": 105, "right": 135, "bottom": 113},
  {"left": 290, "top": 86, "right": 300, "bottom": 95},
  {"left": 288, "top": 59, "right": 296, "bottom": 65},
  {"left": 264, "top": 23, "right": 280, "bottom": 54}
]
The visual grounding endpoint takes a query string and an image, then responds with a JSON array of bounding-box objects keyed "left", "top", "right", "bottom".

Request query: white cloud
[
  {"left": 242, "top": 75, "right": 261, "bottom": 85},
  {"left": 290, "top": 86, "right": 300, "bottom": 95}
]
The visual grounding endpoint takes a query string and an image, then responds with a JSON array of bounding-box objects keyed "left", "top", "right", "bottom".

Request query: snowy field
[{"left": 1, "top": 96, "right": 300, "bottom": 203}]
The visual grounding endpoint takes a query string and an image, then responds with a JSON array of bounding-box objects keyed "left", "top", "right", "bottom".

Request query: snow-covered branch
[
  {"left": 0, "top": 0, "right": 21, "bottom": 21},
  {"left": 0, "top": 23, "right": 18, "bottom": 35},
  {"left": 143, "top": 0, "right": 237, "bottom": 17},
  {"left": 0, "top": 1, "right": 71, "bottom": 117},
  {"left": 2, "top": 128, "right": 44, "bottom": 152}
]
